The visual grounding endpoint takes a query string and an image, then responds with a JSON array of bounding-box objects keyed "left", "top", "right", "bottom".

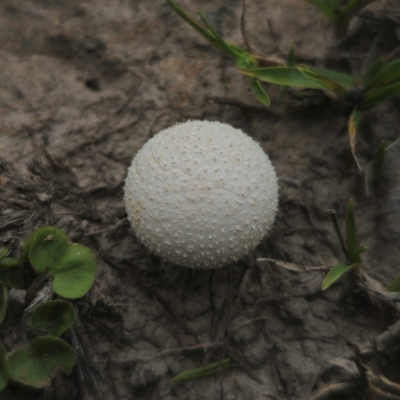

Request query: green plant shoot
[
  {"left": 1, "top": 226, "right": 97, "bottom": 299},
  {"left": 171, "top": 358, "right": 233, "bottom": 382},
  {"left": 166, "top": 0, "right": 271, "bottom": 106},
  {"left": 167, "top": 0, "right": 400, "bottom": 170},
  {"left": 322, "top": 199, "right": 366, "bottom": 290}
]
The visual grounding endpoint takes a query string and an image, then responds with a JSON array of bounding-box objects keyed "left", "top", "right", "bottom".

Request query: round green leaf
[
  {"left": 30, "top": 300, "right": 75, "bottom": 337},
  {"left": 27, "top": 226, "right": 97, "bottom": 299},
  {"left": 8, "top": 337, "right": 76, "bottom": 389},
  {"left": 0, "top": 345, "right": 10, "bottom": 392},
  {"left": 52, "top": 243, "right": 97, "bottom": 299},
  {"left": 28, "top": 227, "right": 72, "bottom": 274}
]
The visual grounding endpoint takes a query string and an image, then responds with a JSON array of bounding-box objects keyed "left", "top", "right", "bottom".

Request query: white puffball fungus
[{"left": 124, "top": 120, "right": 278, "bottom": 268}]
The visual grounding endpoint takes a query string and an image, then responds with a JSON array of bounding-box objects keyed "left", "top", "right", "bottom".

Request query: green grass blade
[
  {"left": 362, "top": 57, "right": 386, "bottom": 84},
  {"left": 298, "top": 67, "right": 348, "bottom": 100},
  {"left": 322, "top": 263, "right": 358, "bottom": 291},
  {"left": 248, "top": 78, "right": 270, "bottom": 107},
  {"left": 307, "top": 67, "right": 357, "bottom": 89},
  {"left": 360, "top": 82, "right": 400, "bottom": 110},
  {"left": 241, "top": 67, "right": 331, "bottom": 90},
  {"left": 348, "top": 107, "right": 363, "bottom": 170},
  {"left": 171, "top": 358, "right": 233, "bottom": 382},
  {"left": 166, "top": 0, "right": 246, "bottom": 60},
  {"left": 365, "top": 59, "right": 400, "bottom": 88},
  {"left": 236, "top": 53, "right": 256, "bottom": 69},
  {"left": 197, "top": 12, "right": 245, "bottom": 60}
]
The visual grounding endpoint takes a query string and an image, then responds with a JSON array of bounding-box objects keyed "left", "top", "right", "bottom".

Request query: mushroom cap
[{"left": 124, "top": 120, "right": 278, "bottom": 268}]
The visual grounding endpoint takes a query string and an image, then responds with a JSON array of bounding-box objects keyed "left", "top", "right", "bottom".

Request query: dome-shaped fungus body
[{"left": 124, "top": 120, "right": 278, "bottom": 268}]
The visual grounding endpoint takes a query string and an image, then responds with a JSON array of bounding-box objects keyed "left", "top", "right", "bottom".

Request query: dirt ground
[{"left": 1, "top": 0, "right": 400, "bottom": 399}]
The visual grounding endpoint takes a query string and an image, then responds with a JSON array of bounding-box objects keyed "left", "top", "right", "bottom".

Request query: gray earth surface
[{"left": 1, "top": 1, "right": 400, "bottom": 399}]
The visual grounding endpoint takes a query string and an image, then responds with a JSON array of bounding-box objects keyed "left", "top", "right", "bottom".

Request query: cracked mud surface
[{"left": 1, "top": 1, "right": 400, "bottom": 399}]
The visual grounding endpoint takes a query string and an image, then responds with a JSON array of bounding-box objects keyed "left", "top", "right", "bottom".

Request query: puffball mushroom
[{"left": 124, "top": 120, "right": 278, "bottom": 268}]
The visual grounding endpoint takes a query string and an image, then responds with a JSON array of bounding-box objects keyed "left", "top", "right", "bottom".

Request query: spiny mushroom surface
[{"left": 124, "top": 120, "right": 278, "bottom": 268}]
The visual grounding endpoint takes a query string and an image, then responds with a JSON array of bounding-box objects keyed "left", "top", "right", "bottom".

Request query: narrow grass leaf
[
  {"left": 360, "top": 82, "right": 400, "bottom": 110},
  {"left": 322, "top": 263, "right": 359, "bottom": 291},
  {"left": 166, "top": 0, "right": 246, "bottom": 60},
  {"left": 236, "top": 54, "right": 256, "bottom": 69},
  {"left": 362, "top": 57, "right": 386, "bottom": 84},
  {"left": 257, "top": 258, "right": 331, "bottom": 271},
  {"left": 197, "top": 12, "right": 245, "bottom": 60},
  {"left": 365, "top": 59, "right": 400, "bottom": 88},
  {"left": 307, "top": 67, "right": 357, "bottom": 89},
  {"left": 241, "top": 67, "right": 331, "bottom": 89},
  {"left": 365, "top": 140, "right": 386, "bottom": 196},
  {"left": 298, "top": 67, "right": 348, "bottom": 99},
  {"left": 348, "top": 107, "right": 363, "bottom": 170},
  {"left": 171, "top": 358, "right": 233, "bottom": 382},
  {"left": 248, "top": 78, "right": 270, "bottom": 107}
]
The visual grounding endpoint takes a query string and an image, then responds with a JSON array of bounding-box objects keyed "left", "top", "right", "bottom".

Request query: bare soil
[{"left": 1, "top": 1, "right": 400, "bottom": 399}]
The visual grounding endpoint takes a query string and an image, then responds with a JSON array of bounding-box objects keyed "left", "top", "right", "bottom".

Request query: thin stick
[{"left": 136, "top": 342, "right": 222, "bottom": 362}]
